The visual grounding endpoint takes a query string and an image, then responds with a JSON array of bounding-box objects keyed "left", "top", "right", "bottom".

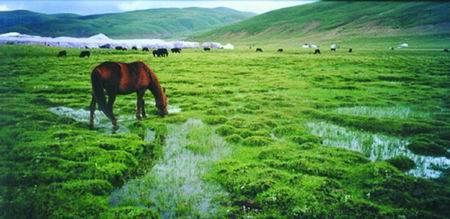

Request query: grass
[{"left": 0, "top": 45, "right": 449, "bottom": 218}]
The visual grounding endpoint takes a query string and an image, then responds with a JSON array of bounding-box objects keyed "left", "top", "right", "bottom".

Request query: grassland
[{"left": 0, "top": 45, "right": 449, "bottom": 218}]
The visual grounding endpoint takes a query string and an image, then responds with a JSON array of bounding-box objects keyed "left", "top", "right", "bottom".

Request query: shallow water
[
  {"left": 334, "top": 106, "right": 431, "bottom": 119},
  {"left": 110, "top": 119, "right": 230, "bottom": 217},
  {"left": 307, "top": 121, "right": 450, "bottom": 178},
  {"left": 168, "top": 105, "right": 182, "bottom": 114},
  {"left": 48, "top": 106, "right": 129, "bottom": 133}
]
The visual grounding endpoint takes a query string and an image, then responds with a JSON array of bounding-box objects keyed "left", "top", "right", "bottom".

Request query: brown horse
[{"left": 89, "top": 61, "right": 168, "bottom": 128}]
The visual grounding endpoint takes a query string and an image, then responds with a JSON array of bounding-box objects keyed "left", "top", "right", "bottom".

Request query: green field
[{"left": 1, "top": 45, "right": 450, "bottom": 218}]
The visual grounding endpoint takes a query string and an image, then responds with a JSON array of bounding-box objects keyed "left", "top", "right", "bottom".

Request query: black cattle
[
  {"left": 99, "top": 44, "right": 111, "bottom": 49},
  {"left": 132, "top": 46, "right": 138, "bottom": 50},
  {"left": 348, "top": 48, "right": 353, "bottom": 53},
  {"left": 115, "top": 46, "right": 124, "bottom": 50},
  {"left": 57, "top": 50, "right": 67, "bottom": 57},
  {"left": 122, "top": 48, "right": 127, "bottom": 51},
  {"left": 171, "top": 48, "right": 182, "bottom": 53},
  {"left": 153, "top": 48, "right": 169, "bottom": 57},
  {"left": 314, "top": 49, "right": 321, "bottom": 54},
  {"left": 331, "top": 48, "right": 336, "bottom": 52},
  {"left": 256, "top": 48, "right": 263, "bottom": 52},
  {"left": 203, "top": 48, "right": 211, "bottom": 51},
  {"left": 143, "top": 47, "right": 149, "bottom": 52},
  {"left": 444, "top": 49, "right": 449, "bottom": 52},
  {"left": 277, "top": 49, "right": 283, "bottom": 52},
  {"left": 79, "top": 51, "right": 90, "bottom": 58}
]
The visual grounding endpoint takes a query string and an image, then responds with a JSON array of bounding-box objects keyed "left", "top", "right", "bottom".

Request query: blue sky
[{"left": 0, "top": 1, "right": 315, "bottom": 14}]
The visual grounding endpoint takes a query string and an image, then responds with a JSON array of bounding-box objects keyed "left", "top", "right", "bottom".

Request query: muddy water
[
  {"left": 109, "top": 119, "right": 229, "bottom": 217},
  {"left": 48, "top": 106, "right": 129, "bottom": 133},
  {"left": 307, "top": 121, "right": 450, "bottom": 178}
]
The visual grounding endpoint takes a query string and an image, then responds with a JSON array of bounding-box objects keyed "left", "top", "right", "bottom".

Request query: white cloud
[
  {"left": 0, "top": 4, "right": 11, "bottom": 11},
  {"left": 116, "top": 1, "right": 315, "bottom": 14}
]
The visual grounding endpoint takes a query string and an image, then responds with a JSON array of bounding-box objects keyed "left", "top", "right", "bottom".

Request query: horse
[
  {"left": 203, "top": 48, "right": 211, "bottom": 51},
  {"left": 171, "top": 48, "right": 182, "bottom": 53},
  {"left": 277, "top": 49, "right": 283, "bottom": 52},
  {"left": 89, "top": 61, "right": 168, "bottom": 128},
  {"left": 256, "top": 48, "right": 263, "bottom": 52},
  {"left": 314, "top": 49, "right": 321, "bottom": 54},
  {"left": 79, "top": 51, "right": 90, "bottom": 58},
  {"left": 57, "top": 50, "right": 67, "bottom": 57}
]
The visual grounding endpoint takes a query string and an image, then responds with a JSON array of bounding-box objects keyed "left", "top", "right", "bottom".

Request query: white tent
[
  {"left": 0, "top": 32, "right": 204, "bottom": 49},
  {"left": 399, "top": 43, "right": 409, "bottom": 48},
  {"left": 223, "top": 43, "right": 234, "bottom": 50}
]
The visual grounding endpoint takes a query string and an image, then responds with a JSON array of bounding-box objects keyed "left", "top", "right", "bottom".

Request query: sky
[{"left": 0, "top": 1, "right": 315, "bottom": 15}]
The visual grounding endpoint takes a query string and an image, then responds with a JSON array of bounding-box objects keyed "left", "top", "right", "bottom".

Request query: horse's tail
[{"left": 91, "top": 69, "right": 113, "bottom": 120}]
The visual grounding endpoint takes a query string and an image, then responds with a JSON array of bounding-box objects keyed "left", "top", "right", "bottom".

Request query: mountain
[
  {"left": 193, "top": 1, "right": 450, "bottom": 48},
  {"left": 0, "top": 7, "right": 255, "bottom": 39}
]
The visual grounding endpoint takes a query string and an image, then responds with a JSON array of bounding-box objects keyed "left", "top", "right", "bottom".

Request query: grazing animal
[
  {"left": 171, "top": 48, "right": 182, "bottom": 53},
  {"left": 132, "top": 46, "right": 138, "bottom": 50},
  {"left": 57, "top": 50, "right": 67, "bottom": 57},
  {"left": 152, "top": 48, "right": 169, "bottom": 57},
  {"left": 314, "top": 49, "right": 321, "bottom": 54},
  {"left": 143, "top": 47, "right": 149, "bottom": 52},
  {"left": 390, "top": 47, "right": 395, "bottom": 50},
  {"left": 89, "top": 61, "right": 168, "bottom": 128},
  {"left": 444, "top": 49, "right": 449, "bottom": 52},
  {"left": 256, "top": 48, "right": 263, "bottom": 52},
  {"left": 277, "top": 49, "right": 283, "bottom": 52},
  {"left": 331, "top": 48, "right": 336, "bottom": 52},
  {"left": 348, "top": 48, "right": 353, "bottom": 53},
  {"left": 115, "top": 46, "right": 123, "bottom": 50},
  {"left": 99, "top": 44, "right": 111, "bottom": 49},
  {"left": 203, "top": 48, "right": 211, "bottom": 51},
  {"left": 79, "top": 51, "right": 90, "bottom": 58}
]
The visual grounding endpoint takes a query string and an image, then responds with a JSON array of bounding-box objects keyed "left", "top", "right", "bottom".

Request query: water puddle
[
  {"left": 334, "top": 106, "right": 431, "bottom": 119},
  {"left": 168, "top": 105, "right": 182, "bottom": 114},
  {"left": 48, "top": 106, "right": 129, "bottom": 133},
  {"left": 306, "top": 121, "right": 450, "bottom": 178},
  {"left": 109, "top": 119, "right": 230, "bottom": 217},
  {"left": 145, "top": 128, "right": 156, "bottom": 143}
]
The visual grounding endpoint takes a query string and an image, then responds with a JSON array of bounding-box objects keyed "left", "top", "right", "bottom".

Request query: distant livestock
[
  {"left": 331, "top": 48, "right": 336, "bottom": 52},
  {"left": 256, "top": 48, "right": 263, "bottom": 52},
  {"left": 314, "top": 49, "right": 321, "bottom": 54},
  {"left": 99, "top": 44, "right": 111, "bottom": 49},
  {"left": 390, "top": 47, "right": 395, "bottom": 50},
  {"left": 115, "top": 46, "right": 123, "bottom": 50},
  {"left": 348, "top": 48, "right": 353, "bottom": 53},
  {"left": 57, "top": 50, "right": 67, "bottom": 57},
  {"left": 79, "top": 51, "right": 90, "bottom": 58},
  {"left": 444, "top": 49, "right": 449, "bottom": 52},
  {"left": 203, "top": 48, "right": 211, "bottom": 51},
  {"left": 277, "top": 49, "right": 283, "bottom": 52},
  {"left": 132, "top": 46, "right": 138, "bottom": 50},
  {"left": 142, "top": 47, "right": 149, "bottom": 52},
  {"left": 171, "top": 48, "right": 182, "bottom": 53},
  {"left": 153, "top": 48, "right": 169, "bottom": 57}
]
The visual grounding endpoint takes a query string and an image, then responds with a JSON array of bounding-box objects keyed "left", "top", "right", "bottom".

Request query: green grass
[
  {"left": 193, "top": 1, "right": 450, "bottom": 49},
  {"left": 0, "top": 45, "right": 449, "bottom": 218}
]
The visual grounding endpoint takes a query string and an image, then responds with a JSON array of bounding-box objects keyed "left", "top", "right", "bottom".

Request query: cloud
[{"left": 0, "top": 4, "right": 11, "bottom": 11}]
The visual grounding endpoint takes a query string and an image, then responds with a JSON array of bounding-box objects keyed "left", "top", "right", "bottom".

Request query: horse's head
[{"left": 156, "top": 87, "right": 168, "bottom": 116}]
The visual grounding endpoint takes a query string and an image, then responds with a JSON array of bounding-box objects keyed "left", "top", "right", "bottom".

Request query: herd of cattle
[{"left": 57, "top": 46, "right": 449, "bottom": 58}]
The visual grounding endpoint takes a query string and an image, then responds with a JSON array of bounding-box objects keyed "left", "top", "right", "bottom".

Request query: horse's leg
[
  {"left": 107, "top": 94, "right": 117, "bottom": 127},
  {"left": 141, "top": 97, "right": 146, "bottom": 118},
  {"left": 89, "top": 95, "right": 96, "bottom": 129},
  {"left": 136, "top": 91, "right": 144, "bottom": 120}
]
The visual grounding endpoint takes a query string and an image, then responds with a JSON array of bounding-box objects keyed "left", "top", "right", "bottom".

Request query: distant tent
[
  {"left": 399, "top": 43, "right": 408, "bottom": 48},
  {"left": 302, "top": 43, "right": 318, "bottom": 49},
  {"left": 223, "top": 43, "right": 234, "bottom": 50},
  {"left": 331, "top": 44, "right": 337, "bottom": 49}
]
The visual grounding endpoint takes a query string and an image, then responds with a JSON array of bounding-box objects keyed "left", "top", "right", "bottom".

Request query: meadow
[{"left": 0, "top": 45, "right": 449, "bottom": 218}]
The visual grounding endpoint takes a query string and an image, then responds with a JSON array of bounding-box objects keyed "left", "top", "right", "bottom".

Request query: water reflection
[{"left": 307, "top": 121, "right": 450, "bottom": 178}]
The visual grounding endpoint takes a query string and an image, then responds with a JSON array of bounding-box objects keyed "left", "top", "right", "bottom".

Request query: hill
[
  {"left": 194, "top": 1, "right": 450, "bottom": 48},
  {"left": 0, "top": 7, "right": 255, "bottom": 39}
]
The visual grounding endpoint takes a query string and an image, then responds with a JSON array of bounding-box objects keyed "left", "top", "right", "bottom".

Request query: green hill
[
  {"left": 0, "top": 7, "right": 254, "bottom": 39},
  {"left": 194, "top": 1, "right": 450, "bottom": 48}
]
